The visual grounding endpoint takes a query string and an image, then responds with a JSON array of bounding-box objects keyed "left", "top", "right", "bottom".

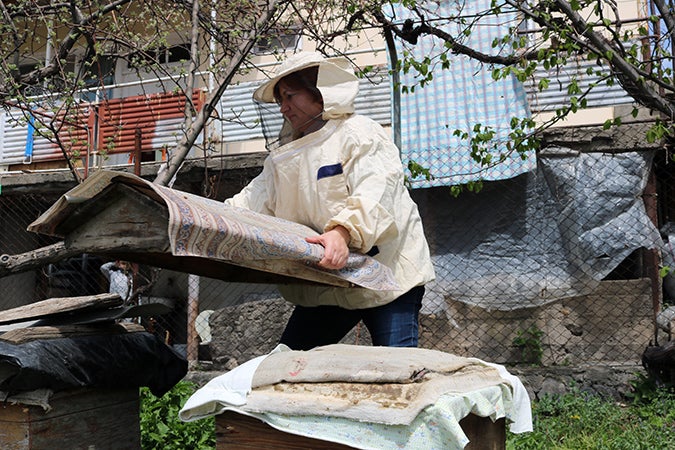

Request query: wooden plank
[
  {"left": 216, "top": 411, "right": 356, "bottom": 449},
  {"left": 33, "top": 301, "right": 174, "bottom": 326},
  {"left": 110, "top": 251, "right": 335, "bottom": 285},
  {"left": 0, "top": 293, "right": 122, "bottom": 325},
  {"left": 0, "top": 322, "right": 144, "bottom": 344},
  {"left": 216, "top": 411, "right": 506, "bottom": 449},
  {"left": 63, "top": 183, "right": 171, "bottom": 254},
  {"left": 461, "top": 415, "right": 506, "bottom": 450},
  {"left": 0, "top": 388, "right": 140, "bottom": 450}
]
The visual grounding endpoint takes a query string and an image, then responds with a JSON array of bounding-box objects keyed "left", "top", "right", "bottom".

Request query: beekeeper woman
[{"left": 225, "top": 51, "right": 435, "bottom": 350}]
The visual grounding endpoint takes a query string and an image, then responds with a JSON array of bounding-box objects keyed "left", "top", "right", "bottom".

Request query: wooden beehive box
[
  {"left": 0, "top": 388, "right": 140, "bottom": 450},
  {"left": 215, "top": 410, "right": 506, "bottom": 450},
  {"left": 0, "top": 296, "right": 181, "bottom": 450}
]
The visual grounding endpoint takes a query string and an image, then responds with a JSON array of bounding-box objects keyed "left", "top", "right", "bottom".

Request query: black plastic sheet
[{"left": 0, "top": 331, "right": 187, "bottom": 397}]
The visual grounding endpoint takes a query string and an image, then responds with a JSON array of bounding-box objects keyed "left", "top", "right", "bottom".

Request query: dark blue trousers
[{"left": 279, "top": 285, "right": 425, "bottom": 350}]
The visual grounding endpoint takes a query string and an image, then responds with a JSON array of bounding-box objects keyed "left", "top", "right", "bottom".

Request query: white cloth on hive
[{"left": 179, "top": 344, "right": 533, "bottom": 449}]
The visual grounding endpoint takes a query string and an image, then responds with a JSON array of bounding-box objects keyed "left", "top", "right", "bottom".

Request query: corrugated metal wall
[
  {"left": 216, "top": 68, "right": 392, "bottom": 143},
  {"left": 1, "top": 59, "right": 638, "bottom": 168},
  {"left": 97, "top": 90, "right": 204, "bottom": 154},
  {"left": 0, "top": 110, "right": 30, "bottom": 165},
  {"left": 525, "top": 56, "right": 634, "bottom": 113},
  {"left": 0, "top": 91, "right": 204, "bottom": 167},
  {"left": 0, "top": 104, "right": 92, "bottom": 165}
]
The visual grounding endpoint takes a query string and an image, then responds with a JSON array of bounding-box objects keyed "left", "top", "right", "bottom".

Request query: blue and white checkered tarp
[{"left": 390, "top": 0, "right": 536, "bottom": 188}]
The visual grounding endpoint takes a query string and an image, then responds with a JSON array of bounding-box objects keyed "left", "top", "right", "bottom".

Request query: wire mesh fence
[{"left": 0, "top": 128, "right": 673, "bottom": 373}]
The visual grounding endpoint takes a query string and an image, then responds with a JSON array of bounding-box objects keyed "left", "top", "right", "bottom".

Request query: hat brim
[{"left": 253, "top": 60, "right": 323, "bottom": 104}]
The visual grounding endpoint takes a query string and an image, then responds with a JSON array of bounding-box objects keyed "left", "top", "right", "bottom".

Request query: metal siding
[
  {"left": 152, "top": 116, "right": 203, "bottom": 151},
  {"left": 0, "top": 110, "right": 29, "bottom": 164},
  {"left": 31, "top": 104, "right": 92, "bottom": 162},
  {"left": 355, "top": 71, "right": 391, "bottom": 125},
  {"left": 0, "top": 106, "right": 81, "bottom": 164},
  {"left": 2, "top": 91, "right": 202, "bottom": 166},
  {"left": 97, "top": 90, "right": 204, "bottom": 154},
  {"left": 525, "top": 57, "right": 634, "bottom": 112},
  {"left": 217, "top": 69, "right": 392, "bottom": 143},
  {"left": 218, "top": 81, "right": 264, "bottom": 143}
]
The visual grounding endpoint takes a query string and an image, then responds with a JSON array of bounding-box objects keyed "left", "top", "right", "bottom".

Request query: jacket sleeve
[
  {"left": 224, "top": 159, "right": 274, "bottom": 215},
  {"left": 100, "top": 261, "right": 115, "bottom": 280},
  {"left": 324, "top": 127, "right": 402, "bottom": 253}
]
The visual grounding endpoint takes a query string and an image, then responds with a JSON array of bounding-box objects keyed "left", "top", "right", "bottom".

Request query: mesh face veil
[
  {"left": 256, "top": 100, "right": 289, "bottom": 151},
  {"left": 255, "top": 66, "right": 324, "bottom": 151},
  {"left": 252, "top": 52, "right": 359, "bottom": 150},
  {"left": 256, "top": 100, "right": 326, "bottom": 151}
]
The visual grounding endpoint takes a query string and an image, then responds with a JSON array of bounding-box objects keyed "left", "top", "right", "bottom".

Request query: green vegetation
[
  {"left": 140, "top": 381, "right": 214, "bottom": 450},
  {"left": 507, "top": 385, "right": 675, "bottom": 449},
  {"left": 140, "top": 378, "right": 675, "bottom": 449},
  {"left": 513, "top": 325, "right": 545, "bottom": 366}
]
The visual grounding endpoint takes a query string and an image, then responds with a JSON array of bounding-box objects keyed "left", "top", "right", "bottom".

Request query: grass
[
  {"left": 140, "top": 379, "right": 675, "bottom": 450},
  {"left": 507, "top": 384, "right": 675, "bottom": 449}
]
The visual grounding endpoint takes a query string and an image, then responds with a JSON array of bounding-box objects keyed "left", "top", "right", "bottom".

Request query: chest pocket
[{"left": 316, "top": 162, "right": 349, "bottom": 218}]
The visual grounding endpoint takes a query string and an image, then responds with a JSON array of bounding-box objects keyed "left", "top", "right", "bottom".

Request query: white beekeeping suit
[{"left": 226, "top": 52, "right": 435, "bottom": 309}]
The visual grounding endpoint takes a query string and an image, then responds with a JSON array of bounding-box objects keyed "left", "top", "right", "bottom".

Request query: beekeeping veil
[{"left": 253, "top": 51, "right": 360, "bottom": 149}]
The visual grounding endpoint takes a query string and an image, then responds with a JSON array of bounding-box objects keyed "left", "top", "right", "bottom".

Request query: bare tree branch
[
  {"left": 652, "top": 0, "right": 675, "bottom": 40},
  {"left": 16, "top": 0, "right": 133, "bottom": 88},
  {"left": 0, "top": 242, "right": 78, "bottom": 277},
  {"left": 153, "top": 0, "right": 281, "bottom": 186},
  {"left": 552, "top": 0, "right": 675, "bottom": 119},
  {"left": 368, "top": 7, "right": 540, "bottom": 65}
]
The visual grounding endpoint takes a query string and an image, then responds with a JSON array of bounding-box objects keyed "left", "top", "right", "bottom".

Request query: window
[
  {"left": 253, "top": 26, "right": 301, "bottom": 55},
  {"left": 127, "top": 44, "right": 191, "bottom": 69},
  {"left": 18, "top": 56, "right": 76, "bottom": 96},
  {"left": 82, "top": 55, "right": 116, "bottom": 88}
]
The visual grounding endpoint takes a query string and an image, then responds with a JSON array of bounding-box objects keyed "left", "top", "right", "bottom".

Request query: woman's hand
[{"left": 306, "top": 225, "right": 351, "bottom": 270}]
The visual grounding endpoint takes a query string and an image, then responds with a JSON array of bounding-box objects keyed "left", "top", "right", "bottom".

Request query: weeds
[
  {"left": 507, "top": 386, "right": 675, "bottom": 449},
  {"left": 140, "top": 381, "right": 215, "bottom": 450},
  {"left": 513, "top": 325, "right": 544, "bottom": 365}
]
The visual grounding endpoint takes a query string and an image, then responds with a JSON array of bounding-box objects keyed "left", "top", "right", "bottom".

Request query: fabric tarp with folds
[
  {"left": 27, "top": 170, "right": 399, "bottom": 291},
  {"left": 180, "top": 344, "right": 533, "bottom": 449}
]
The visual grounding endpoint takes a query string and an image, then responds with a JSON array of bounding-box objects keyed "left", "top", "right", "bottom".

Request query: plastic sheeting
[
  {"left": 389, "top": 0, "right": 536, "bottom": 188},
  {"left": 422, "top": 149, "right": 662, "bottom": 312},
  {"left": 0, "top": 331, "right": 187, "bottom": 397}
]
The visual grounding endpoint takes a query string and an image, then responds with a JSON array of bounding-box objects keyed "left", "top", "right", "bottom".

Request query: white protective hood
[{"left": 253, "top": 51, "right": 359, "bottom": 120}]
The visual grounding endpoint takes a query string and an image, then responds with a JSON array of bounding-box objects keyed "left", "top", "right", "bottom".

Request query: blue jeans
[{"left": 279, "top": 285, "right": 425, "bottom": 350}]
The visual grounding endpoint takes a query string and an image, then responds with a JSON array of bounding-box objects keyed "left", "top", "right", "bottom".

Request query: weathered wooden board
[
  {"left": 216, "top": 411, "right": 355, "bottom": 449},
  {"left": 215, "top": 411, "right": 506, "bottom": 450},
  {"left": 0, "top": 323, "right": 144, "bottom": 344},
  {"left": 0, "top": 293, "right": 122, "bottom": 325},
  {"left": 109, "top": 251, "right": 321, "bottom": 285},
  {"left": 32, "top": 301, "right": 174, "bottom": 326},
  {"left": 62, "top": 183, "right": 171, "bottom": 254},
  {"left": 0, "top": 388, "right": 140, "bottom": 450}
]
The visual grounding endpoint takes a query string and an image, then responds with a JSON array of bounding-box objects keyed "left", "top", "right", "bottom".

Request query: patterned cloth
[
  {"left": 28, "top": 171, "right": 399, "bottom": 291},
  {"left": 390, "top": 1, "right": 536, "bottom": 188}
]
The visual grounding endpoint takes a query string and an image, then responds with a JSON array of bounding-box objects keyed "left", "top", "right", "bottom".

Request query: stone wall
[
  {"left": 203, "top": 278, "right": 654, "bottom": 399},
  {"left": 208, "top": 297, "right": 372, "bottom": 370},
  {"left": 420, "top": 278, "right": 654, "bottom": 366},
  {"left": 511, "top": 363, "right": 642, "bottom": 401}
]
